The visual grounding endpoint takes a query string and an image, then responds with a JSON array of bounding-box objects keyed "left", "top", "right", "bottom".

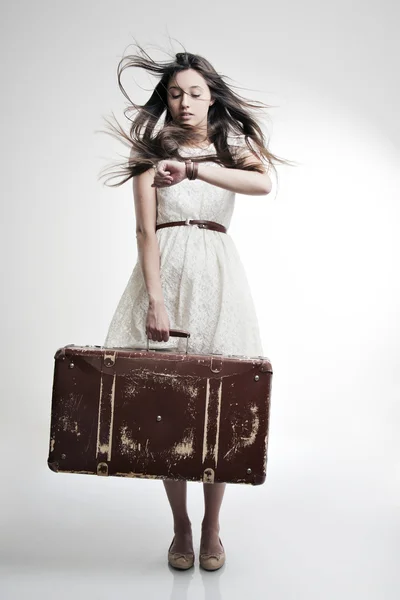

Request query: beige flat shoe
[
  {"left": 199, "top": 537, "right": 226, "bottom": 571},
  {"left": 168, "top": 536, "right": 195, "bottom": 570}
]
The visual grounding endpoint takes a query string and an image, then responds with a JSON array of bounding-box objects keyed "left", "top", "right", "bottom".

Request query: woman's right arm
[{"left": 133, "top": 166, "right": 170, "bottom": 342}]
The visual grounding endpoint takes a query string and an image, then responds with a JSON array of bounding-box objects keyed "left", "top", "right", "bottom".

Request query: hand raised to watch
[{"left": 151, "top": 160, "right": 188, "bottom": 188}]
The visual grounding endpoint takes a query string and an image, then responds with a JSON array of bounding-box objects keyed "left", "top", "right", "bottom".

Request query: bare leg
[
  {"left": 200, "top": 482, "right": 226, "bottom": 554},
  {"left": 163, "top": 479, "right": 193, "bottom": 554}
]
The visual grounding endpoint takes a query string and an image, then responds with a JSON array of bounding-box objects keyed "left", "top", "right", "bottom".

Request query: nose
[{"left": 180, "top": 92, "right": 190, "bottom": 108}]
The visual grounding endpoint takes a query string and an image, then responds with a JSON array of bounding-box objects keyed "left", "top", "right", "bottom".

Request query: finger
[
  {"left": 160, "top": 163, "right": 169, "bottom": 174},
  {"left": 154, "top": 177, "right": 173, "bottom": 187},
  {"left": 154, "top": 183, "right": 170, "bottom": 188}
]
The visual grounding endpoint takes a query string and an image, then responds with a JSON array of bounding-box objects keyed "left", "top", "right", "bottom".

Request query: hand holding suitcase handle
[{"left": 146, "top": 328, "right": 190, "bottom": 353}]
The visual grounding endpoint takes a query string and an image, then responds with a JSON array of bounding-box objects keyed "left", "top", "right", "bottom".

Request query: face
[{"left": 167, "top": 69, "right": 214, "bottom": 134}]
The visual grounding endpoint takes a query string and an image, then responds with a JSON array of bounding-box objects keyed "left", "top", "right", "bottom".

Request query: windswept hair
[{"left": 98, "top": 42, "right": 295, "bottom": 187}]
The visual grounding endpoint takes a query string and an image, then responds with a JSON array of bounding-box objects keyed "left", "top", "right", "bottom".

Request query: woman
[{"left": 100, "top": 45, "right": 291, "bottom": 571}]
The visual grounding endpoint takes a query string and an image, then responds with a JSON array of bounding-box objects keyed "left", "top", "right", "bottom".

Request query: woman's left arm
[
  {"left": 152, "top": 152, "right": 272, "bottom": 194},
  {"left": 197, "top": 158, "right": 272, "bottom": 195}
]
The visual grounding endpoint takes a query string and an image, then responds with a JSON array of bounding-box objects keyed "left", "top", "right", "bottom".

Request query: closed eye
[{"left": 171, "top": 94, "right": 201, "bottom": 99}]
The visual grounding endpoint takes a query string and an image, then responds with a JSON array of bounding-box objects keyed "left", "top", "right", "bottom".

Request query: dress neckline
[{"left": 180, "top": 142, "right": 213, "bottom": 150}]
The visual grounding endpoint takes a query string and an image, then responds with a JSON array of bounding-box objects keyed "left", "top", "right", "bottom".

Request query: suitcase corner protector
[
  {"left": 47, "top": 459, "right": 59, "bottom": 472},
  {"left": 97, "top": 461, "right": 109, "bottom": 476}
]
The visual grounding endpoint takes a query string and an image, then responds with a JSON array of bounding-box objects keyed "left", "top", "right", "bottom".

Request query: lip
[{"left": 180, "top": 113, "right": 193, "bottom": 118}]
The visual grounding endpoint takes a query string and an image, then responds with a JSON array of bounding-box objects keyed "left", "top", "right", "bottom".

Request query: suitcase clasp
[
  {"left": 104, "top": 352, "right": 116, "bottom": 367},
  {"left": 210, "top": 355, "right": 223, "bottom": 373}
]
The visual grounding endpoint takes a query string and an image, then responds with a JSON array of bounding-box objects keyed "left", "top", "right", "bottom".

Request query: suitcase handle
[{"left": 146, "top": 328, "right": 190, "bottom": 353}]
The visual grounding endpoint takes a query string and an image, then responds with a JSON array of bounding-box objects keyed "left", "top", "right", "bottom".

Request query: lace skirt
[{"left": 103, "top": 225, "right": 264, "bottom": 357}]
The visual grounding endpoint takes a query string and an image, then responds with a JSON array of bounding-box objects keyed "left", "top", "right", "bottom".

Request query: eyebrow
[{"left": 168, "top": 85, "right": 202, "bottom": 90}]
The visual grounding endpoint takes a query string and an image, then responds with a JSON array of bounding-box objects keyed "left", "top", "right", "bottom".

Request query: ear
[{"left": 210, "top": 98, "right": 215, "bottom": 107}]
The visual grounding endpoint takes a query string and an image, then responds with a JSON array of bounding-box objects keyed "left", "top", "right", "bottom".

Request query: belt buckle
[{"left": 185, "top": 218, "right": 191, "bottom": 226}]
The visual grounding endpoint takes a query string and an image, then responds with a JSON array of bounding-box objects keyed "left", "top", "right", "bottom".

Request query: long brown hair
[{"left": 98, "top": 42, "right": 296, "bottom": 187}]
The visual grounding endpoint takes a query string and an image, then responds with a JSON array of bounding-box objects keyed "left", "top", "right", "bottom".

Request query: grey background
[{"left": 1, "top": 1, "right": 399, "bottom": 599}]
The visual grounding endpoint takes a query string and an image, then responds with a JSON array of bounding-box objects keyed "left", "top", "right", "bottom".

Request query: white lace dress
[{"left": 103, "top": 142, "right": 264, "bottom": 357}]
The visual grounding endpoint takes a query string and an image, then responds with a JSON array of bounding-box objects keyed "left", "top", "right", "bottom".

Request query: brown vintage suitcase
[{"left": 48, "top": 329, "right": 273, "bottom": 485}]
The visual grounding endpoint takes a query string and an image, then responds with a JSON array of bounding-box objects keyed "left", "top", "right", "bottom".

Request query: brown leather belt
[{"left": 156, "top": 219, "right": 227, "bottom": 233}]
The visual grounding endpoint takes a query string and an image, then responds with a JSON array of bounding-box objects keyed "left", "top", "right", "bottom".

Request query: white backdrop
[{"left": 1, "top": 1, "right": 399, "bottom": 599}]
